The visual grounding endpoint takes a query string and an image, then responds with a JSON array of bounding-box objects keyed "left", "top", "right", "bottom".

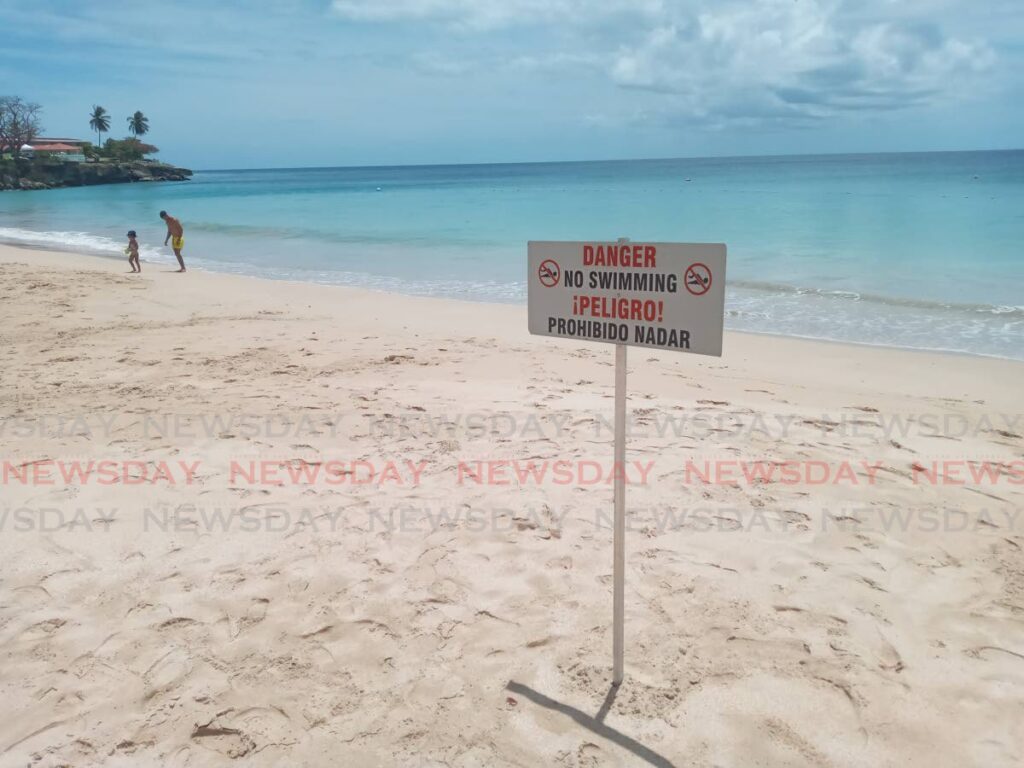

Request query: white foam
[
  {"left": 1, "top": 226, "right": 1021, "bottom": 359},
  {"left": 0, "top": 227, "right": 171, "bottom": 263}
]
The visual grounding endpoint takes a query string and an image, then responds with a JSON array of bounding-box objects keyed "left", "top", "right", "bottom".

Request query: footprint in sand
[{"left": 144, "top": 648, "right": 193, "bottom": 700}]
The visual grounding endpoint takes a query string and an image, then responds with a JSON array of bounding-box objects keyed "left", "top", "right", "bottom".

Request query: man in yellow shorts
[{"left": 160, "top": 210, "right": 187, "bottom": 272}]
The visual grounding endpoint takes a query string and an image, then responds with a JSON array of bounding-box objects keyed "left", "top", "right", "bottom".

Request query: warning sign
[{"left": 528, "top": 241, "right": 726, "bottom": 356}]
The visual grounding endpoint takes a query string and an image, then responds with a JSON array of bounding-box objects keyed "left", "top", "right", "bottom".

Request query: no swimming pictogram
[
  {"left": 684, "top": 262, "right": 712, "bottom": 296},
  {"left": 538, "top": 259, "right": 560, "bottom": 287}
]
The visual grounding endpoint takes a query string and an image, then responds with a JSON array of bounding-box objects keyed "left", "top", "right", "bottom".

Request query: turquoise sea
[{"left": 1, "top": 150, "right": 1022, "bottom": 359}]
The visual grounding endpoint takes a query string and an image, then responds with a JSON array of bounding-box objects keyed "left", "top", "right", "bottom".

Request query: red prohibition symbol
[
  {"left": 684, "top": 262, "right": 712, "bottom": 296},
  {"left": 538, "top": 259, "right": 560, "bottom": 287}
]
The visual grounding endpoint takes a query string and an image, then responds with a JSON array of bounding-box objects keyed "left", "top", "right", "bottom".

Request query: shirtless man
[{"left": 160, "top": 210, "right": 186, "bottom": 272}]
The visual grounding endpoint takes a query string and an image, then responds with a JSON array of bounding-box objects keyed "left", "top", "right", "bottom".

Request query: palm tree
[
  {"left": 89, "top": 105, "right": 110, "bottom": 149},
  {"left": 127, "top": 110, "right": 149, "bottom": 138}
]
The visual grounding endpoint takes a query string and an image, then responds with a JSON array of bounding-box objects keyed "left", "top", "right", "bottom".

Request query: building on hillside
[
  {"left": 24, "top": 139, "right": 87, "bottom": 162},
  {"left": 33, "top": 137, "right": 87, "bottom": 146}
]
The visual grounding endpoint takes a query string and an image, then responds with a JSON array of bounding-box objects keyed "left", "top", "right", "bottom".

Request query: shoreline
[
  {"left": 2, "top": 239, "right": 1022, "bottom": 422},
  {"left": 2, "top": 240, "right": 1020, "bottom": 364}
]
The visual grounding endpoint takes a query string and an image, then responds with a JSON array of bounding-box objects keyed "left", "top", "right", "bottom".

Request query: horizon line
[{"left": 194, "top": 146, "right": 1024, "bottom": 174}]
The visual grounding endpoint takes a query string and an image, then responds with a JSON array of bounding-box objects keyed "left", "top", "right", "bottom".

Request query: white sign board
[{"left": 528, "top": 241, "right": 726, "bottom": 357}]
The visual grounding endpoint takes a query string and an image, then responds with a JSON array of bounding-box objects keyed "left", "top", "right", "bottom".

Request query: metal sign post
[
  {"left": 612, "top": 339, "right": 627, "bottom": 685},
  {"left": 612, "top": 236, "right": 629, "bottom": 685}
]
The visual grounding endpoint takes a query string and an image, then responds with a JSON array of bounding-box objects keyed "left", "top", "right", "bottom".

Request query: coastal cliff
[{"left": 0, "top": 160, "right": 192, "bottom": 190}]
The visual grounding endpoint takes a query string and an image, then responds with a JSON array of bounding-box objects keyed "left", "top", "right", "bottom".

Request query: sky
[{"left": 2, "top": 0, "right": 1022, "bottom": 169}]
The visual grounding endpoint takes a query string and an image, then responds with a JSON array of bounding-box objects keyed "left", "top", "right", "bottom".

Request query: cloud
[
  {"left": 333, "top": 0, "right": 1001, "bottom": 125},
  {"left": 607, "top": 1, "right": 995, "bottom": 124}
]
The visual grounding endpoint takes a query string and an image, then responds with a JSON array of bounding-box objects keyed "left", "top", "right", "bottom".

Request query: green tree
[
  {"left": 89, "top": 105, "right": 110, "bottom": 150},
  {"left": 104, "top": 138, "right": 159, "bottom": 161},
  {"left": 127, "top": 110, "right": 149, "bottom": 138}
]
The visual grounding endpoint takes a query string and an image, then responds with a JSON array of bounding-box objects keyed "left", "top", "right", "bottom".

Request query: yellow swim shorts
[{"left": 172, "top": 236, "right": 185, "bottom": 250}]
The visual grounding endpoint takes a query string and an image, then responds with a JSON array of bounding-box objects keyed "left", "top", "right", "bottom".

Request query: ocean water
[{"left": 1, "top": 151, "right": 1022, "bottom": 359}]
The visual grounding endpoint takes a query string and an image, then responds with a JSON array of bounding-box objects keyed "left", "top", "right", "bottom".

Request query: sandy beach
[{"left": 1, "top": 244, "right": 1022, "bottom": 767}]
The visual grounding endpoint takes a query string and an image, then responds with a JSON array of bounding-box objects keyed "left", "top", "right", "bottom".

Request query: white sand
[{"left": 1, "top": 245, "right": 1022, "bottom": 767}]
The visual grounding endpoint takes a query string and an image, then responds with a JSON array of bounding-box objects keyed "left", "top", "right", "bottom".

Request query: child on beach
[{"left": 125, "top": 230, "right": 141, "bottom": 273}]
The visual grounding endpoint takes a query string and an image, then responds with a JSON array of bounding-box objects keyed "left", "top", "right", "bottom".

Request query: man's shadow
[{"left": 505, "top": 681, "right": 676, "bottom": 768}]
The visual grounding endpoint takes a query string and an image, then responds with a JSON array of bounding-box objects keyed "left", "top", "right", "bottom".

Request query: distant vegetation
[
  {"left": 0, "top": 96, "right": 43, "bottom": 159},
  {"left": 88, "top": 104, "right": 110, "bottom": 148},
  {"left": 127, "top": 110, "right": 149, "bottom": 138},
  {"left": 89, "top": 105, "right": 156, "bottom": 159},
  {"left": 1, "top": 96, "right": 189, "bottom": 190},
  {"left": 88, "top": 137, "right": 160, "bottom": 162},
  {"left": 1, "top": 96, "right": 160, "bottom": 162}
]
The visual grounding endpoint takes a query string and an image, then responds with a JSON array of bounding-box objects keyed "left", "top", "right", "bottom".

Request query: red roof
[
  {"left": 35, "top": 137, "right": 86, "bottom": 144},
  {"left": 30, "top": 143, "right": 81, "bottom": 152}
]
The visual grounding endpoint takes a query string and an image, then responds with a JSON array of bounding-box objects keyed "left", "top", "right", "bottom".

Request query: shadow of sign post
[{"left": 506, "top": 681, "right": 677, "bottom": 768}]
